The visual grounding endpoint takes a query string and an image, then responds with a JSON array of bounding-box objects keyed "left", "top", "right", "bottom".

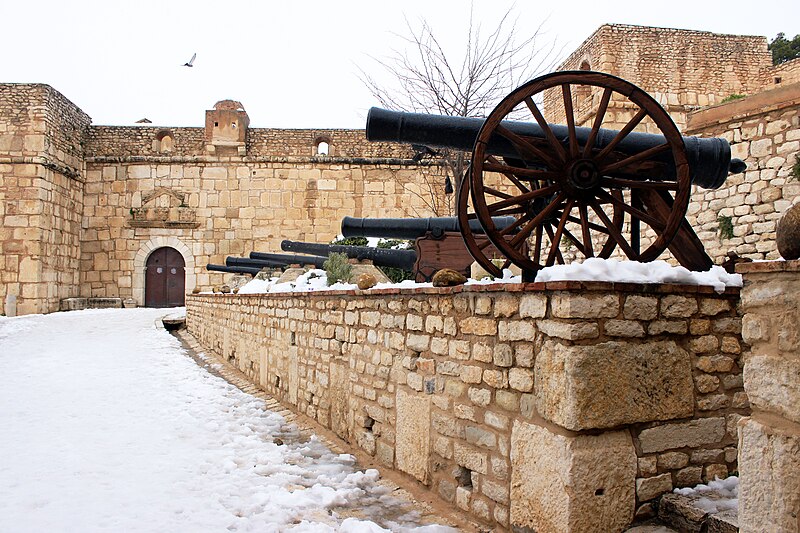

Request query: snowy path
[{"left": 0, "top": 308, "right": 452, "bottom": 532}]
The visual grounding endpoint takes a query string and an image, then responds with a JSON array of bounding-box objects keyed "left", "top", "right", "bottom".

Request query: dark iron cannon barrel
[
  {"left": 341, "top": 215, "right": 518, "bottom": 240},
  {"left": 249, "top": 251, "right": 328, "bottom": 269},
  {"left": 225, "top": 256, "right": 300, "bottom": 270},
  {"left": 280, "top": 239, "right": 418, "bottom": 271},
  {"left": 366, "top": 107, "right": 744, "bottom": 190},
  {"left": 206, "top": 263, "right": 263, "bottom": 276}
]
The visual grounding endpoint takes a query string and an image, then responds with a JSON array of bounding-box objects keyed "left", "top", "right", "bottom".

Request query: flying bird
[{"left": 182, "top": 53, "right": 196, "bottom": 67}]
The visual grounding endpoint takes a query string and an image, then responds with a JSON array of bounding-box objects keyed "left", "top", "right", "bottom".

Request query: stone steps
[{"left": 657, "top": 492, "right": 738, "bottom": 533}]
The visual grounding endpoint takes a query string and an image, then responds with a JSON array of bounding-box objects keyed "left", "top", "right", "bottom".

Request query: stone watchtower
[{"left": 204, "top": 100, "right": 249, "bottom": 155}]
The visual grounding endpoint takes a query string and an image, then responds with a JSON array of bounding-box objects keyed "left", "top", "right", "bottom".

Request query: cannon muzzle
[
  {"left": 367, "top": 107, "right": 741, "bottom": 189},
  {"left": 281, "top": 240, "right": 417, "bottom": 271},
  {"left": 341, "top": 215, "right": 517, "bottom": 240}
]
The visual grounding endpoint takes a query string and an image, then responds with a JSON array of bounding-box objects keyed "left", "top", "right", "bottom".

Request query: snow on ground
[
  {"left": 235, "top": 258, "right": 742, "bottom": 295},
  {"left": 0, "top": 308, "right": 453, "bottom": 532},
  {"left": 673, "top": 476, "right": 738, "bottom": 514}
]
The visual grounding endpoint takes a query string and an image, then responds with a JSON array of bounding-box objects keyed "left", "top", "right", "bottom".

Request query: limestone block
[
  {"left": 744, "top": 354, "right": 800, "bottom": 425},
  {"left": 738, "top": 417, "right": 800, "bottom": 532},
  {"left": 510, "top": 421, "right": 637, "bottom": 533},
  {"left": 638, "top": 418, "right": 726, "bottom": 454},
  {"left": 636, "top": 473, "right": 673, "bottom": 501},
  {"left": 329, "top": 363, "right": 350, "bottom": 441},
  {"left": 551, "top": 293, "right": 619, "bottom": 318},
  {"left": 535, "top": 339, "right": 694, "bottom": 431},
  {"left": 395, "top": 388, "right": 430, "bottom": 483}
]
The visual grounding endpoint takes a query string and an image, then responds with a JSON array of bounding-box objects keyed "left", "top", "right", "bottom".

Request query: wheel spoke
[
  {"left": 532, "top": 225, "right": 543, "bottom": 266},
  {"left": 483, "top": 186, "right": 514, "bottom": 200},
  {"left": 579, "top": 204, "right": 594, "bottom": 257},
  {"left": 583, "top": 88, "right": 613, "bottom": 157},
  {"left": 599, "top": 143, "right": 671, "bottom": 175},
  {"left": 565, "top": 214, "right": 610, "bottom": 234},
  {"left": 595, "top": 189, "right": 664, "bottom": 230},
  {"left": 485, "top": 156, "right": 530, "bottom": 194},
  {"left": 483, "top": 161, "right": 559, "bottom": 181},
  {"left": 599, "top": 176, "right": 678, "bottom": 191},
  {"left": 631, "top": 189, "right": 642, "bottom": 255},
  {"left": 494, "top": 124, "right": 561, "bottom": 169},
  {"left": 589, "top": 200, "right": 637, "bottom": 258},
  {"left": 511, "top": 192, "right": 566, "bottom": 247},
  {"left": 524, "top": 96, "right": 567, "bottom": 162},
  {"left": 486, "top": 183, "right": 560, "bottom": 213},
  {"left": 499, "top": 213, "right": 533, "bottom": 236},
  {"left": 595, "top": 107, "right": 648, "bottom": 163},
  {"left": 546, "top": 199, "right": 573, "bottom": 264},
  {"left": 562, "top": 85, "right": 579, "bottom": 158},
  {"left": 562, "top": 226, "right": 588, "bottom": 256},
  {"left": 543, "top": 224, "right": 565, "bottom": 265}
]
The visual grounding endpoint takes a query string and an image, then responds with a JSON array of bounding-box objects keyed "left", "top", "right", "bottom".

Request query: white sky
[{"left": 1, "top": 0, "right": 795, "bottom": 128}]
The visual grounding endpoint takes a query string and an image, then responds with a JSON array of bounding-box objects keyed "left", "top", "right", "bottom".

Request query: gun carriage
[{"left": 367, "top": 71, "right": 745, "bottom": 280}]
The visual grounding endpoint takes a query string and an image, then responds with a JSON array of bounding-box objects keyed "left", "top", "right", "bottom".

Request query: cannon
[
  {"left": 206, "top": 263, "right": 263, "bottom": 276},
  {"left": 244, "top": 252, "right": 329, "bottom": 269},
  {"left": 280, "top": 240, "right": 417, "bottom": 271},
  {"left": 366, "top": 70, "right": 746, "bottom": 279},
  {"left": 340, "top": 216, "right": 518, "bottom": 281}
]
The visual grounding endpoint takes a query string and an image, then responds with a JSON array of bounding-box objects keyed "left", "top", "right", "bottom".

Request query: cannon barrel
[
  {"left": 281, "top": 239, "right": 417, "bottom": 271},
  {"left": 248, "top": 252, "right": 329, "bottom": 269},
  {"left": 341, "top": 215, "right": 518, "bottom": 240},
  {"left": 206, "top": 263, "right": 263, "bottom": 276},
  {"left": 226, "top": 256, "right": 288, "bottom": 269},
  {"left": 366, "top": 107, "right": 743, "bottom": 189}
]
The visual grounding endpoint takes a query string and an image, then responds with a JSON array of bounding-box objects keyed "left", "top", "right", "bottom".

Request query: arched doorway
[{"left": 145, "top": 247, "right": 185, "bottom": 307}]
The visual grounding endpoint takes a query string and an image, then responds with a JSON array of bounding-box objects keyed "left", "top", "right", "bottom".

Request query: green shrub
[
  {"left": 718, "top": 215, "right": 734, "bottom": 240},
  {"left": 323, "top": 252, "right": 352, "bottom": 285},
  {"left": 720, "top": 94, "right": 746, "bottom": 103},
  {"left": 792, "top": 154, "right": 800, "bottom": 182},
  {"left": 376, "top": 239, "right": 414, "bottom": 283},
  {"left": 331, "top": 236, "right": 368, "bottom": 246}
]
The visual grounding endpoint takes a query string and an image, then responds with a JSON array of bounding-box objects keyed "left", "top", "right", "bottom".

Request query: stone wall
[
  {"left": 186, "top": 281, "right": 746, "bottom": 531},
  {"left": 684, "top": 82, "right": 800, "bottom": 264},
  {"left": 737, "top": 260, "right": 800, "bottom": 531},
  {"left": 80, "top": 158, "right": 449, "bottom": 303},
  {"left": 0, "top": 84, "right": 91, "bottom": 315},
  {"left": 547, "top": 24, "right": 772, "bottom": 130}
]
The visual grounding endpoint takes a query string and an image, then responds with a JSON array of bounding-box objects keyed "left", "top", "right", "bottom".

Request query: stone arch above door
[{"left": 132, "top": 237, "right": 195, "bottom": 307}]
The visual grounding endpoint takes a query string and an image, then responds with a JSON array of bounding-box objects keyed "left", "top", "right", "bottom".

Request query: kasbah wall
[{"left": 2, "top": 22, "right": 800, "bottom": 317}]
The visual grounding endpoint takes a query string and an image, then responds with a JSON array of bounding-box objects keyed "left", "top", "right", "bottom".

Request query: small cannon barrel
[
  {"left": 281, "top": 239, "right": 417, "bottom": 271},
  {"left": 366, "top": 107, "right": 741, "bottom": 189},
  {"left": 206, "top": 263, "right": 263, "bottom": 276},
  {"left": 341, "top": 215, "right": 518, "bottom": 240},
  {"left": 226, "top": 256, "right": 288, "bottom": 269},
  {"left": 249, "top": 251, "right": 329, "bottom": 269}
]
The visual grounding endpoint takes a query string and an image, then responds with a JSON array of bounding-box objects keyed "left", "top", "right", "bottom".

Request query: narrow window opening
[
  {"left": 775, "top": 77, "right": 782, "bottom": 84},
  {"left": 595, "top": 488, "right": 605, "bottom": 496},
  {"left": 275, "top": 375, "right": 281, "bottom": 388},
  {"left": 454, "top": 466, "right": 473, "bottom": 488},
  {"left": 316, "top": 141, "right": 329, "bottom": 156}
]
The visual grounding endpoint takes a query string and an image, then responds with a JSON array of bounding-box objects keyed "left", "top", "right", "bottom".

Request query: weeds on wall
[
  {"left": 792, "top": 154, "right": 800, "bottom": 181},
  {"left": 720, "top": 94, "right": 746, "bottom": 103},
  {"left": 323, "top": 252, "right": 352, "bottom": 286},
  {"left": 718, "top": 215, "right": 734, "bottom": 240}
]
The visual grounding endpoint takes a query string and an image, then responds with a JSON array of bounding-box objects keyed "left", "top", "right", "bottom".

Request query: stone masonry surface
[{"left": 186, "top": 280, "right": 747, "bottom": 531}]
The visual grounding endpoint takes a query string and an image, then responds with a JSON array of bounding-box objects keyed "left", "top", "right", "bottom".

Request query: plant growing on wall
[
  {"left": 721, "top": 94, "right": 746, "bottom": 103},
  {"left": 718, "top": 215, "right": 734, "bottom": 241},
  {"left": 792, "top": 154, "right": 800, "bottom": 181},
  {"left": 323, "top": 252, "right": 353, "bottom": 286}
]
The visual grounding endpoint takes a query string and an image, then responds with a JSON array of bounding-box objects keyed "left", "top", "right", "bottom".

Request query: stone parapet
[
  {"left": 186, "top": 281, "right": 746, "bottom": 531},
  {"left": 737, "top": 260, "right": 800, "bottom": 531}
]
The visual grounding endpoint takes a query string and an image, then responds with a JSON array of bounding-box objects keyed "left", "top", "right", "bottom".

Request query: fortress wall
[
  {"left": 187, "top": 281, "right": 745, "bottom": 531},
  {"left": 684, "top": 82, "right": 800, "bottom": 263},
  {"left": 80, "top": 157, "right": 449, "bottom": 301},
  {"left": 0, "top": 84, "right": 90, "bottom": 314}
]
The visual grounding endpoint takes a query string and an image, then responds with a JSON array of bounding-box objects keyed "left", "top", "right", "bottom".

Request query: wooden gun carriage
[{"left": 367, "top": 71, "right": 746, "bottom": 280}]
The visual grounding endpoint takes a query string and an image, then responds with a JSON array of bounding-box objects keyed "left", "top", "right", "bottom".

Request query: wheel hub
[{"left": 567, "top": 158, "right": 600, "bottom": 192}]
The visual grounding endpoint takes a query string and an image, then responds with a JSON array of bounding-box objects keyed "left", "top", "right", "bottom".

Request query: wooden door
[{"left": 145, "top": 247, "right": 185, "bottom": 307}]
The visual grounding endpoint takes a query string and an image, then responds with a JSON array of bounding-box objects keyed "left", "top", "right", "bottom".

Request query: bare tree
[{"left": 360, "top": 5, "right": 561, "bottom": 215}]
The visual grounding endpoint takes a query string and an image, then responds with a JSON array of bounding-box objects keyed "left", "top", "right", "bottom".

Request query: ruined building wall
[{"left": 0, "top": 84, "right": 90, "bottom": 315}]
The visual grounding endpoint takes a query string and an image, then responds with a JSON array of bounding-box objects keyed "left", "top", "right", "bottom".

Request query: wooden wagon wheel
[
  {"left": 469, "top": 71, "right": 691, "bottom": 277},
  {"left": 457, "top": 165, "right": 505, "bottom": 278}
]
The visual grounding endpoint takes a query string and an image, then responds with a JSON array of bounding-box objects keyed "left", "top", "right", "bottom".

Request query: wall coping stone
[
  {"left": 196, "top": 281, "right": 740, "bottom": 300},
  {"left": 736, "top": 259, "right": 800, "bottom": 274}
]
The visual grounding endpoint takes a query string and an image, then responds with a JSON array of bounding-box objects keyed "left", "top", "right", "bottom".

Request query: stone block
[
  {"left": 519, "top": 293, "right": 547, "bottom": 318},
  {"left": 537, "top": 319, "right": 599, "bottom": 340},
  {"left": 636, "top": 473, "right": 673, "bottom": 501},
  {"left": 535, "top": 339, "right": 694, "bottom": 431},
  {"left": 623, "top": 295, "right": 658, "bottom": 320},
  {"left": 638, "top": 418, "right": 726, "bottom": 454},
  {"left": 395, "top": 389, "right": 430, "bottom": 483},
  {"left": 744, "top": 354, "right": 800, "bottom": 424},
  {"left": 460, "top": 317, "right": 497, "bottom": 336},
  {"left": 661, "top": 295, "right": 698, "bottom": 318},
  {"left": 738, "top": 417, "right": 800, "bottom": 532},
  {"left": 510, "top": 421, "right": 637, "bottom": 533},
  {"left": 551, "top": 293, "right": 619, "bottom": 318}
]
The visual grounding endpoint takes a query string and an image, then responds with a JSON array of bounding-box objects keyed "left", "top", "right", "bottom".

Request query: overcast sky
[{"left": 1, "top": 0, "right": 794, "bottom": 128}]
